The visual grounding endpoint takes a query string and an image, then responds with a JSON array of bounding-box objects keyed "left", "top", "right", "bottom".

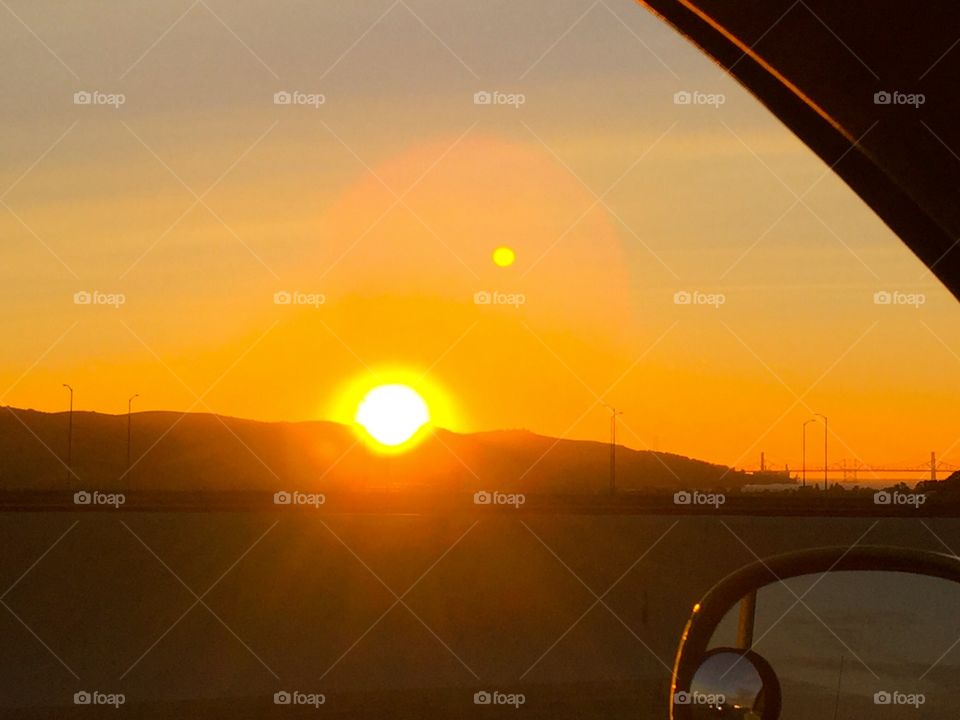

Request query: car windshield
[{"left": 1, "top": 1, "right": 958, "bottom": 718}]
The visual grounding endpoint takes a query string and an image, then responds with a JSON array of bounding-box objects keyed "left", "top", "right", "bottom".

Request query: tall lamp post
[
  {"left": 605, "top": 405, "right": 623, "bottom": 495},
  {"left": 62, "top": 384, "right": 73, "bottom": 483},
  {"left": 815, "top": 413, "right": 828, "bottom": 490},
  {"left": 127, "top": 394, "right": 139, "bottom": 471},
  {"left": 802, "top": 418, "right": 817, "bottom": 488}
]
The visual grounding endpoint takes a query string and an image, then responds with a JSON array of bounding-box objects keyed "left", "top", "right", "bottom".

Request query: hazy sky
[{"left": 2, "top": 0, "right": 959, "bottom": 472}]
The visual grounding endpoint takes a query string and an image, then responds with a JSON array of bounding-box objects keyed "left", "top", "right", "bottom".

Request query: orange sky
[{"left": 2, "top": 1, "right": 959, "bottom": 474}]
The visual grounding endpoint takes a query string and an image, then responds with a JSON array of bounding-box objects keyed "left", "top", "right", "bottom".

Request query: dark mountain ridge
[{"left": 0, "top": 406, "right": 758, "bottom": 493}]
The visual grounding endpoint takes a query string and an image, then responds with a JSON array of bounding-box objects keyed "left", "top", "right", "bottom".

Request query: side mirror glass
[{"left": 681, "top": 648, "right": 781, "bottom": 718}]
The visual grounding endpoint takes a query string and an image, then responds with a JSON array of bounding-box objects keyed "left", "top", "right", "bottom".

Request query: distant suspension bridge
[{"left": 741, "top": 452, "right": 960, "bottom": 484}]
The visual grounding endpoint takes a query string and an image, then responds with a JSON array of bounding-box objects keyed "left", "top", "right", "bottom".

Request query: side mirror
[
  {"left": 681, "top": 648, "right": 781, "bottom": 718},
  {"left": 670, "top": 546, "right": 960, "bottom": 720}
]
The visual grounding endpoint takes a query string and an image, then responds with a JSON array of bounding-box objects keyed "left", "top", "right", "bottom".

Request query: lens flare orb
[{"left": 492, "top": 246, "right": 516, "bottom": 267}]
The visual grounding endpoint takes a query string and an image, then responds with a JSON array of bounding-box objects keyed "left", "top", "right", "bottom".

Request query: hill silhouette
[{"left": 0, "top": 406, "right": 757, "bottom": 493}]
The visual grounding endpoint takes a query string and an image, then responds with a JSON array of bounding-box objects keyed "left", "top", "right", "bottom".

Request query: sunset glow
[{"left": 1, "top": 1, "right": 958, "bottom": 475}]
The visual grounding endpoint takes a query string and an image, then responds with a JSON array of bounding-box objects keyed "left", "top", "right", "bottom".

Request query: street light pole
[
  {"left": 815, "top": 413, "right": 828, "bottom": 490},
  {"left": 802, "top": 419, "right": 816, "bottom": 488},
  {"left": 605, "top": 405, "right": 623, "bottom": 495},
  {"left": 127, "top": 394, "right": 139, "bottom": 471},
  {"left": 62, "top": 384, "right": 73, "bottom": 483}
]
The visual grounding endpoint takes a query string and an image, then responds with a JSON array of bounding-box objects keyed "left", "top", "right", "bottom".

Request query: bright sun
[{"left": 354, "top": 384, "right": 430, "bottom": 449}]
